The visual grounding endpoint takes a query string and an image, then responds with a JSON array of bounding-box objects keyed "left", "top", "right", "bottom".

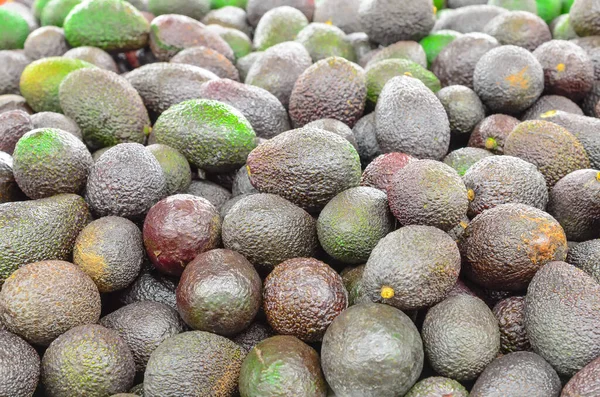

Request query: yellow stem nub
[
  {"left": 467, "top": 189, "right": 475, "bottom": 201},
  {"left": 484, "top": 137, "right": 497, "bottom": 150},
  {"left": 381, "top": 286, "right": 395, "bottom": 299},
  {"left": 460, "top": 221, "right": 468, "bottom": 229},
  {"left": 404, "top": 71, "right": 413, "bottom": 77},
  {"left": 596, "top": 171, "right": 600, "bottom": 182},
  {"left": 556, "top": 63, "right": 566, "bottom": 72}
]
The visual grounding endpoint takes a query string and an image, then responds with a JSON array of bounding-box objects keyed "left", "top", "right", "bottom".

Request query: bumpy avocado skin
[
  {"left": 321, "top": 303, "right": 424, "bottom": 397},
  {"left": 23, "top": 26, "right": 69, "bottom": 60},
  {"left": 483, "top": 11, "right": 552, "bottom": 52},
  {"left": 0, "top": 151, "right": 25, "bottom": 203},
  {"left": 468, "top": 114, "right": 519, "bottom": 154},
  {"left": 231, "top": 322, "right": 275, "bottom": 354},
  {"left": 171, "top": 46, "right": 239, "bottom": 80},
  {"left": 296, "top": 22, "right": 356, "bottom": 63},
  {"left": 253, "top": 6, "right": 308, "bottom": 51},
  {"left": 436, "top": 85, "right": 485, "bottom": 136},
  {"left": 443, "top": 147, "right": 494, "bottom": 177},
  {"left": 360, "top": 152, "right": 414, "bottom": 192},
  {"left": 119, "top": 267, "right": 178, "bottom": 310},
  {"left": 404, "top": 377, "right": 468, "bottom": 397},
  {"left": 30, "top": 111, "right": 82, "bottom": 140},
  {"left": 0, "top": 110, "right": 33, "bottom": 155},
  {"left": 367, "top": 41, "right": 428, "bottom": 69},
  {"left": 239, "top": 335, "right": 327, "bottom": 397},
  {"left": 187, "top": 179, "right": 232, "bottom": 210},
  {"left": 522, "top": 95, "right": 583, "bottom": 120},
  {"left": 525, "top": 261, "right": 600, "bottom": 377},
  {"left": 0, "top": 194, "right": 90, "bottom": 284},
  {"left": 570, "top": 0, "right": 600, "bottom": 37},
  {"left": 568, "top": 239, "right": 600, "bottom": 283},
  {"left": 0, "top": 330, "right": 40, "bottom": 397},
  {"left": 0, "top": 50, "right": 30, "bottom": 95},
  {"left": 147, "top": 144, "right": 192, "bottom": 196},
  {"left": 562, "top": 356, "right": 600, "bottom": 397},
  {"left": 434, "top": 5, "right": 507, "bottom": 34},
  {"left": 148, "top": 0, "right": 210, "bottom": 20},
  {"left": 144, "top": 331, "right": 244, "bottom": 397},
  {"left": 493, "top": 296, "right": 531, "bottom": 354}
]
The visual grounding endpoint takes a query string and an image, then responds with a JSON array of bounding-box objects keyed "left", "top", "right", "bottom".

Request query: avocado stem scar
[{"left": 381, "top": 286, "right": 395, "bottom": 299}]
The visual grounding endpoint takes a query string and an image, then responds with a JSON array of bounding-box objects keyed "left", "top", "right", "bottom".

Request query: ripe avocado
[
  {"left": 483, "top": 11, "right": 552, "bottom": 51},
  {"left": 296, "top": 22, "right": 356, "bottom": 62},
  {"left": 0, "top": 330, "right": 40, "bottom": 397},
  {"left": 63, "top": 46, "right": 119, "bottom": 73},
  {"left": 404, "top": 377, "right": 468, "bottom": 397},
  {"left": 0, "top": 8, "right": 30, "bottom": 50},
  {"left": 443, "top": 147, "right": 494, "bottom": 176},
  {"left": 239, "top": 335, "right": 327, "bottom": 397},
  {"left": 366, "top": 40, "right": 428, "bottom": 69},
  {"left": 0, "top": 151, "right": 25, "bottom": 203},
  {"left": 360, "top": 152, "right": 414, "bottom": 192},
  {"left": 147, "top": 144, "right": 192, "bottom": 196},
  {"left": 582, "top": 80, "right": 600, "bottom": 117},
  {"left": 420, "top": 30, "right": 463, "bottom": 68},
  {"left": 222, "top": 193, "right": 318, "bottom": 274},
  {"left": 144, "top": 331, "right": 244, "bottom": 397},
  {"left": 470, "top": 352, "right": 561, "bottom": 397},
  {"left": 264, "top": 258, "right": 347, "bottom": 342},
  {"left": 322, "top": 303, "right": 424, "bottom": 397},
  {"left": 237, "top": 51, "right": 264, "bottom": 82},
  {"left": 0, "top": 194, "right": 90, "bottom": 285},
  {"left": 459, "top": 203, "right": 568, "bottom": 290},
  {"left": 437, "top": 85, "right": 485, "bottom": 136},
  {"left": 246, "top": 128, "right": 362, "bottom": 212},
  {"left": 521, "top": 95, "right": 584, "bottom": 120},
  {"left": 0, "top": 109, "right": 33, "bottom": 154},
  {"left": 0, "top": 50, "right": 30, "bottom": 95},
  {"left": 63, "top": 0, "right": 150, "bottom": 51},
  {"left": 570, "top": 0, "right": 600, "bottom": 36},
  {"left": 362, "top": 225, "right": 461, "bottom": 310},
  {"left": 23, "top": 26, "right": 69, "bottom": 60},
  {"left": 562, "top": 356, "right": 600, "bottom": 397},
  {"left": 289, "top": 57, "right": 367, "bottom": 128},
  {"left": 567, "top": 239, "right": 600, "bottom": 283},
  {"left": 171, "top": 46, "right": 239, "bottom": 80},
  {"left": 375, "top": 76, "right": 450, "bottom": 159},
  {"left": 42, "top": 324, "right": 135, "bottom": 396},
  {"left": 177, "top": 249, "right": 261, "bottom": 335},
  {"left": 148, "top": 0, "right": 210, "bottom": 20},
  {"left": 187, "top": 179, "right": 232, "bottom": 210},
  {"left": 525, "top": 261, "right": 600, "bottom": 377},
  {"left": 422, "top": 294, "right": 500, "bottom": 381},
  {"left": 30, "top": 111, "right": 82, "bottom": 140},
  {"left": 253, "top": 6, "right": 308, "bottom": 51},
  {"left": 40, "top": 0, "right": 82, "bottom": 27},
  {"left": 468, "top": 114, "right": 520, "bottom": 154},
  {"left": 0, "top": 260, "right": 101, "bottom": 345},
  {"left": 493, "top": 296, "right": 531, "bottom": 353}
]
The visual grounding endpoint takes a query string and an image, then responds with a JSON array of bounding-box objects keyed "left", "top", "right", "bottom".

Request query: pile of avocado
[{"left": 1, "top": 0, "right": 600, "bottom": 396}]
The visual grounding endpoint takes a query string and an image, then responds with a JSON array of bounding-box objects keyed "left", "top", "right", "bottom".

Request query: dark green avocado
[
  {"left": 567, "top": 239, "right": 600, "bottom": 283},
  {"left": 252, "top": 6, "right": 308, "bottom": 51},
  {"left": 0, "top": 330, "right": 40, "bottom": 397},
  {"left": 147, "top": 144, "right": 192, "bottom": 196},
  {"left": 119, "top": 267, "right": 178, "bottom": 310},
  {"left": 187, "top": 179, "right": 232, "bottom": 211},
  {"left": 232, "top": 321, "right": 275, "bottom": 354}
]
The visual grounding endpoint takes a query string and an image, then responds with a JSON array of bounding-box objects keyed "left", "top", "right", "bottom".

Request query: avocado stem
[{"left": 381, "top": 286, "right": 395, "bottom": 300}]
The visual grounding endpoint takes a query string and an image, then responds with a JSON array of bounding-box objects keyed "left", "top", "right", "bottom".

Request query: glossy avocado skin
[
  {"left": 239, "top": 335, "right": 327, "bottom": 397},
  {"left": 0, "top": 193, "right": 90, "bottom": 284},
  {"left": 567, "top": 239, "right": 600, "bottom": 283},
  {"left": 321, "top": 303, "right": 424, "bottom": 397},
  {"left": 470, "top": 352, "right": 561, "bottom": 397},
  {"left": 562, "top": 356, "right": 600, "bottom": 397},
  {"left": 0, "top": 330, "right": 40, "bottom": 397},
  {"left": 493, "top": 296, "right": 531, "bottom": 354}
]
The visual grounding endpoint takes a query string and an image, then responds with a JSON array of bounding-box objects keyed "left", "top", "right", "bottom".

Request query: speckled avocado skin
[
  {"left": 239, "top": 335, "right": 327, "bottom": 397},
  {"left": 436, "top": 84, "right": 485, "bottom": 135},
  {"left": 562, "top": 356, "right": 600, "bottom": 397},
  {"left": 0, "top": 194, "right": 90, "bottom": 284},
  {"left": 253, "top": 6, "right": 308, "bottom": 51},
  {"left": 493, "top": 296, "right": 531, "bottom": 354},
  {"left": 568, "top": 239, "right": 600, "bottom": 283},
  {"left": 0, "top": 109, "right": 33, "bottom": 155},
  {"left": 0, "top": 330, "right": 40, "bottom": 397},
  {"left": 525, "top": 261, "right": 600, "bottom": 377},
  {"left": 119, "top": 268, "right": 178, "bottom": 310},
  {"left": 0, "top": 50, "right": 30, "bottom": 95},
  {"left": 521, "top": 95, "right": 583, "bottom": 120},
  {"left": 570, "top": 0, "right": 600, "bottom": 37},
  {"left": 246, "top": 0, "right": 314, "bottom": 27}
]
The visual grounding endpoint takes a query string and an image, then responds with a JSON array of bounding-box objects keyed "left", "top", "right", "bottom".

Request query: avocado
[
  {"left": 19, "top": 56, "right": 95, "bottom": 113},
  {"left": 0, "top": 94, "right": 32, "bottom": 114},
  {"left": 358, "top": 0, "right": 435, "bottom": 45},
  {"left": 551, "top": 14, "right": 579, "bottom": 40},
  {"left": 0, "top": 50, "right": 30, "bottom": 95},
  {"left": 148, "top": 0, "right": 209, "bottom": 20},
  {"left": 463, "top": 155, "right": 548, "bottom": 217},
  {"left": 119, "top": 267, "right": 178, "bottom": 310},
  {"left": 340, "top": 264, "right": 370, "bottom": 306},
  {"left": 366, "top": 59, "right": 441, "bottom": 106},
  {"left": 433, "top": 4, "right": 507, "bottom": 33},
  {"left": 198, "top": 78, "right": 290, "bottom": 139},
  {"left": 0, "top": 109, "right": 33, "bottom": 154},
  {"left": 222, "top": 193, "right": 318, "bottom": 274},
  {"left": 187, "top": 179, "right": 232, "bottom": 210},
  {"left": 360, "top": 152, "right": 415, "bottom": 192},
  {"left": 0, "top": 8, "right": 30, "bottom": 50},
  {"left": 33, "top": 0, "right": 52, "bottom": 20},
  {"left": 583, "top": 81, "right": 600, "bottom": 117},
  {"left": 533, "top": 40, "right": 594, "bottom": 101},
  {"left": 245, "top": 41, "right": 312, "bottom": 108},
  {"left": 40, "top": 0, "right": 82, "bottom": 27},
  {"left": 144, "top": 331, "right": 244, "bottom": 397},
  {"left": 63, "top": 46, "right": 119, "bottom": 73},
  {"left": 206, "top": 24, "right": 252, "bottom": 60},
  {"left": 493, "top": 296, "right": 531, "bottom": 353},
  {"left": 100, "top": 301, "right": 183, "bottom": 372},
  {"left": 30, "top": 111, "right": 82, "bottom": 140},
  {"left": 177, "top": 249, "right": 261, "bottom": 335},
  {"left": 352, "top": 113, "right": 381, "bottom": 166},
  {"left": 443, "top": 147, "right": 494, "bottom": 177},
  {"left": 525, "top": 261, "right": 600, "bottom": 377},
  {"left": 236, "top": 51, "right": 264, "bottom": 82},
  {"left": 562, "top": 355, "right": 600, "bottom": 397},
  {"left": 474, "top": 45, "right": 544, "bottom": 114},
  {"left": 504, "top": 120, "right": 590, "bottom": 187},
  {"left": 125, "top": 63, "right": 218, "bottom": 117},
  {"left": 433, "top": 33, "right": 499, "bottom": 88},
  {"left": 73, "top": 216, "right": 144, "bottom": 293},
  {"left": 147, "top": 144, "right": 192, "bottom": 196},
  {"left": 419, "top": 30, "right": 463, "bottom": 68},
  {"left": 568, "top": 239, "right": 600, "bottom": 282},
  {"left": 539, "top": 110, "right": 600, "bottom": 169},
  {"left": 246, "top": 127, "right": 362, "bottom": 212},
  {"left": 0, "top": 194, "right": 90, "bottom": 285},
  {"left": 547, "top": 169, "right": 600, "bottom": 241},
  {"left": 388, "top": 160, "right": 469, "bottom": 231},
  {"left": 483, "top": 11, "right": 552, "bottom": 51},
  {"left": 42, "top": 324, "right": 135, "bottom": 396},
  {"left": 570, "top": 0, "right": 600, "bottom": 36},
  {"left": 366, "top": 40, "right": 428, "bottom": 69},
  {"left": 232, "top": 321, "right": 275, "bottom": 354},
  {"left": 85, "top": 143, "right": 166, "bottom": 219},
  {"left": 460, "top": 203, "right": 568, "bottom": 290},
  {"left": 202, "top": 6, "right": 251, "bottom": 36},
  {"left": 488, "top": 0, "right": 537, "bottom": 13},
  {"left": 143, "top": 194, "right": 221, "bottom": 277},
  {"left": 0, "top": 260, "right": 101, "bottom": 345},
  {"left": 470, "top": 351, "right": 561, "bottom": 397},
  {"left": 375, "top": 76, "right": 450, "bottom": 159},
  {"left": 246, "top": 0, "right": 315, "bottom": 27},
  {"left": 404, "top": 377, "right": 468, "bottom": 397},
  {"left": 171, "top": 46, "right": 240, "bottom": 80},
  {"left": 23, "top": 26, "right": 68, "bottom": 60},
  {"left": 0, "top": 151, "right": 24, "bottom": 203},
  {"left": 313, "top": 0, "right": 362, "bottom": 34},
  {"left": 437, "top": 85, "right": 485, "bottom": 137},
  {"left": 322, "top": 303, "right": 424, "bottom": 397},
  {"left": 253, "top": 6, "right": 308, "bottom": 51},
  {"left": 12, "top": 128, "right": 91, "bottom": 199},
  {"left": 63, "top": 0, "right": 149, "bottom": 51},
  {"left": 0, "top": 330, "right": 40, "bottom": 397},
  {"left": 239, "top": 335, "right": 327, "bottom": 397},
  {"left": 290, "top": 57, "right": 366, "bottom": 128},
  {"left": 522, "top": 95, "right": 584, "bottom": 120},
  {"left": 149, "top": 14, "right": 234, "bottom": 61},
  {"left": 423, "top": 294, "right": 500, "bottom": 381},
  {"left": 296, "top": 22, "right": 356, "bottom": 62},
  {"left": 346, "top": 32, "right": 377, "bottom": 67},
  {"left": 468, "top": 114, "right": 520, "bottom": 154}
]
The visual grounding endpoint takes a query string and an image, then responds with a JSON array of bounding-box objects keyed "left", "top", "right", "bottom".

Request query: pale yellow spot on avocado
[
  {"left": 596, "top": 171, "right": 600, "bottom": 182},
  {"left": 246, "top": 164, "right": 252, "bottom": 178},
  {"left": 381, "top": 286, "right": 395, "bottom": 299},
  {"left": 467, "top": 189, "right": 475, "bottom": 201},
  {"left": 459, "top": 221, "right": 468, "bottom": 229},
  {"left": 505, "top": 66, "right": 530, "bottom": 89},
  {"left": 541, "top": 110, "right": 557, "bottom": 118}
]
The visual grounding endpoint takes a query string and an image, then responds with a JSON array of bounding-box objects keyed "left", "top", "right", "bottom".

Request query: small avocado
[
  {"left": 352, "top": 113, "right": 381, "bottom": 166},
  {"left": 437, "top": 85, "right": 486, "bottom": 136},
  {"left": 63, "top": 46, "right": 119, "bottom": 73},
  {"left": 239, "top": 335, "right": 327, "bottom": 397},
  {"left": 0, "top": 330, "right": 40, "bottom": 397},
  {"left": 148, "top": 0, "right": 210, "bottom": 20},
  {"left": 468, "top": 114, "right": 520, "bottom": 154},
  {"left": 40, "top": 0, "right": 82, "bottom": 27},
  {"left": 119, "top": 267, "right": 178, "bottom": 310},
  {"left": 340, "top": 264, "right": 369, "bottom": 306},
  {"left": 420, "top": 30, "right": 463, "bottom": 68},
  {"left": 423, "top": 294, "right": 500, "bottom": 381},
  {"left": 144, "top": 331, "right": 244, "bottom": 397},
  {"left": 23, "top": 26, "right": 69, "bottom": 60},
  {"left": 362, "top": 225, "right": 461, "bottom": 310},
  {"left": 187, "top": 179, "right": 232, "bottom": 210},
  {"left": 483, "top": 11, "right": 552, "bottom": 51},
  {"left": 253, "top": 6, "right": 308, "bottom": 51},
  {"left": 42, "top": 324, "right": 135, "bottom": 396},
  {"left": 404, "top": 377, "right": 468, "bottom": 397},
  {"left": 0, "top": 260, "right": 101, "bottom": 345},
  {"left": 459, "top": 203, "right": 568, "bottom": 290},
  {"left": 30, "top": 111, "right": 82, "bottom": 140},
  {"left": 0, "top": 151, "right": 24, "bottom": 203},
  {"left": 443, "top": 147, "right": 494, "bottom": 177},
  {"left": 296, "top": 22, "right": 356, "bottom": 62},
  {"left": 207, "top": 24, "right": 252, "bottom": 60},
  {"left": 246, "top": 0, "right": 314, "bottom": 27},
  {"left": 525, "top": 261, "right": 600, "bottom": 377},
  {"left": 360, "top": 152, "right": 415, "bottom": 192},
  {"left": 562, "top": 355, "right": 600, "bottom": 397},
  {"left": 322, "top": 303, "right": 424, "bottom": 397},
  {"left": 367, "top": 40, "right": 428, "bottom": 69},
  {"left": 568, "top": 239, "right": 600, "bottom": 283},
  {"left": 0, "top": 109, "right": 33, "bottom": 154},
  {"left": 493, "top": 296, "right": 531, "bottom": 353},
  {"left": 0, "top": 8, "right": 30, "bottom": 50},
  {"left": 570, "top": 0, "right": 600, "bottom": 36},
  {"left": 0, "top": 50, "right": 30, "bottom": 96},
  {"left": 100, "top": 301, "right": 183, "bottom": 372},
  {"left": 147, "top": 144, "right": 192, "bottom": 196},
  {"left": 171, "top": 46, "right": 240, "bottom": 80},
  {"left": 521, "top": 95, "right": 584, "bottom": 120}
]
